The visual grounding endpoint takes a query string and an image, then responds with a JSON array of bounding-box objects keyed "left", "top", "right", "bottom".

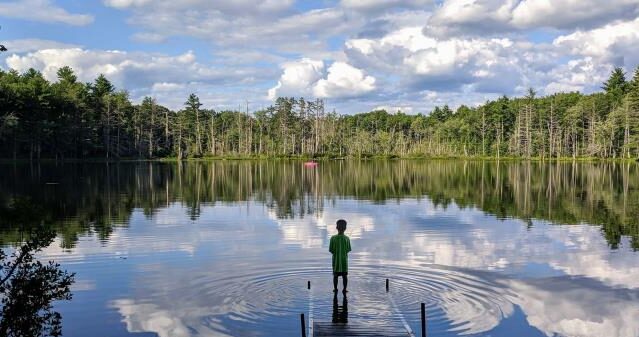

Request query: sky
[{"left": 1, "top": 0, "right": 639, "bottom": 114}]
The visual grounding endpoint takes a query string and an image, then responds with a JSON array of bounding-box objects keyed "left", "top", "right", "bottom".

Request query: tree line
[{"left": 1, "top": 66, "right": 639, "bottom": 160}]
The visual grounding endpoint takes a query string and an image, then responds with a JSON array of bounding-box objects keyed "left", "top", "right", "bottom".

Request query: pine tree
[
  {"left": 92, "top": 74, "right": 114, "bottom": 158},
  {"left": 185, "top": 94, "right": 203, "bottom": 156},
  {"left": 603, "top": 67, "right": 629, "bottom": 106}
]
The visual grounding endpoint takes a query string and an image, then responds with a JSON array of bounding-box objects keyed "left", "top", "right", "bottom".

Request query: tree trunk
[
  {"left": 625, "top": 100, "right": 630, "bottom": 158},
  {"left": 165, "top": 108, "right": 169, "bottom": 151},
  {"left": 106, "top": 97, "right": 111, "bottom": 159},
  {"left": 481, "top": 108, "right": 486, "bottom": 156},
  {"left": 196, "top": 108, "right": 202, "bottom": 155}
]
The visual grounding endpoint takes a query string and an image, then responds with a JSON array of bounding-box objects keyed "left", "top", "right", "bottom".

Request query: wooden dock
[
  {"left": 302, "top": 279, "right": 421, "bottom": 337},
  {"left": 313, "top": 321, "right": 413, "bottom": 337}
]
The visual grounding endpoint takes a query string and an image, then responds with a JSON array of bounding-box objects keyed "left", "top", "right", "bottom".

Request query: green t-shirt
[{"left": 329, "top": 234, "right": 351, "bottom": 273}]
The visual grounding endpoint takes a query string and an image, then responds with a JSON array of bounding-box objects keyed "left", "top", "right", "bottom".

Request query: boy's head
[{"left": 336, "top": 219, "right": 347, "bottom": 233}]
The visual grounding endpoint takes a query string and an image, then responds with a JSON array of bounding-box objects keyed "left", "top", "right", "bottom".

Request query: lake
[{"left": 1, "top": 160, "right": 638, "bottom": 337}]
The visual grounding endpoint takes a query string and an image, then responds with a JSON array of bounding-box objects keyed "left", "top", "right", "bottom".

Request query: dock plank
[
  {"left": 306, "top": 281, "right": 416, "bottom": 337},
  {"left": 313, "top": 321, "right": 411, "bottom": 337}
]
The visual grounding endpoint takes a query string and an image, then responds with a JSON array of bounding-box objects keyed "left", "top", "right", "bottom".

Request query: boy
[{"left": 329, "top": 219, "right": 351, "bottom": 293}]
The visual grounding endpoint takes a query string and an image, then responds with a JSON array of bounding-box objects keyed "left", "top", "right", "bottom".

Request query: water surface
[{"left": 1, "top": 160, "right": 638, "bottom": 337}]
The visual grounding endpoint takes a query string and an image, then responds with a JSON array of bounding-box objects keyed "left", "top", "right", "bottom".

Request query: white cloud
[
  {"left": 4, "top": 0, "right": 639, "bottom": 115},
  {"left": 0, "top": 0, "right": 94, "bottom": 26},
  {"left": 268, "top": 59, "right": 375, "bottom": 100},
  {"left": 1, "top": 39, "right": 81, "bottom": 53},
  {"left": 101, "top": 0, "right": 353, "bottom": 56},
  {"left": 544, "top": 57, "right": 610, "bottom": 95},
  {"left": 314, "top": 62, "right": 376, "bottom": 98},
  {"left": 427, "top": 0, "right": 639, "bottom": 36},
  {"left": 342, "top": 15, "right": 639, "bottom": 103},
  {"left": 103, "top": 0, "right": 152, "bottom": 9},
  {"left": 151, "top": 82, "right": 186, "bottom": 92},
  {"left": 381, "top": 26, "right": 438, "bottom": 52},
  {"left": 341, "top": 0, "right": 432, "bottom": 12},
  {"left": 554, "top": 17, "right": 639, "bottom": 65},
  {"left": 4, "top": 47, "right": 278, "bottom": 110},
  {"left": 345, "top": 26, "right": 530, "bottom": 93},
  {"left": 427, "top": 0, "right": 513, "bottom": 36},
  {"left": 373, "top": 105, "right": 414, "bottom": 114},
  {"left": 6, "top": 48, "right": 181, "bottom": 86},
  {"left": 5, "top": 49, "right": 220, "bottom": 88},
  {"left": 537, "top": 17, "right": 639, "bottom": 94},
  {"left": 267, "top": 58, "right": 324, "bottom": 100},
  {"left": 345, "top": 39, "right": 376, "bottom": 55},
  {"left": 511, "top": 0, "right": 639, "bottom": 29},
  {"left": 103, "top": 0, "right": 294, "bottom": 12}
]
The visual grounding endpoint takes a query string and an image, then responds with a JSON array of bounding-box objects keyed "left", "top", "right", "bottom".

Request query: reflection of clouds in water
[
  {"left": 321, "top": 209, "right": 376, "bottom": 239},
  {"left": 41, "top": 198, "right": 639, "bottom": 337},
  {"left": 431, "top": 217, "right": 639, "bottom": 289},
  {"left": 109, "top": 254, "right": 323, "bottom": 337},
  {"left": 270, "top": 209, "right": 326, "bottom": 248},
  {"left": 112, "top": 299, "right": 231, "bottom": 337},
  {"left": 42, "top": 203, "right": 280, "bottom": 260},
  {"left": 508, "top": 278, "right": 639, "bottom": 337},
  {"left": 440, "top": 286, "right": 513, "bottom": 335},
  {"left": 113, "top": 300, "right": 191, "bottom": 337},
  {"left": 317, "top": 200, "right": 639, "bottom": 335},
  {"left": 545, "top": 231, "right": 639, "bottom": 289},
  {"left": 270, "top": 203, "right": 376, "bottom": 248},
  {"left": 40, "top": 232, "right": 130, "bottom": 261},
  {"left": 40, "top": 208, "right": 199, "bottom": 259},
  {"left": 344, "top": 199, "right": 639, "bottom": 289},
  {"left": 70, "top": 279, "right": 96, "bottom": 291}
]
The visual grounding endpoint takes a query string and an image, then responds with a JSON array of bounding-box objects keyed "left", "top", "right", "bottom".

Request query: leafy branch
[{"left": 0, "top": 229, "right": 75, "bottom": 337}]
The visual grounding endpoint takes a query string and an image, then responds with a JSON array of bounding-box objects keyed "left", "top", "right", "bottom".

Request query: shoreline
[{"left": 1, "top": 155, "right": 637, "bottom": 163}]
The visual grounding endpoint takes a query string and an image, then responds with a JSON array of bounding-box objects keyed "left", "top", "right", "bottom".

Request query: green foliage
[
  {"left": 603, "top": 67, "right": 629, "bottom": 105},
  {"left": 0, "top": 227, "right": 75, "bottom": 337},
  {"left": 626, "top": 67, "right": 639, "bottom": 155},
  {"left": 1, "top": 66, "right": 638, "bottom": 159}
]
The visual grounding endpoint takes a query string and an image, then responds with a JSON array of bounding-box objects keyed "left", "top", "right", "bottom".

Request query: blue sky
[{"left": 1, "top": 0, "right": 638, "bottom": 113}]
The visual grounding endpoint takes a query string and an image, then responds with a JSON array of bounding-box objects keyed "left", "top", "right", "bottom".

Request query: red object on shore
[{"left": 303, "top": 161, "right": 318, "bottom": 167}]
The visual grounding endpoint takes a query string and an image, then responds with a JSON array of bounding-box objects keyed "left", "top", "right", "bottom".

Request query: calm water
[{"left": 1, "top": 160, "right": 639, "bottom": 337}]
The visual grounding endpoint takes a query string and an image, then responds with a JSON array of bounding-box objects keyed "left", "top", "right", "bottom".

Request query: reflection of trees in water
[
  {"left": 0, "top": 164, "right": 137, "bottom": 248},
  {"left": 0, "top": 161, "right": 638, "bottom": 249},
  {"left": 0, "top": 198, "right": 74, "bottom": 336}
]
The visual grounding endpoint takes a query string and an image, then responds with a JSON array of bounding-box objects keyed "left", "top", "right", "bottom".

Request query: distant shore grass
[{"left": 1, "top": 154, "right": 638, "bottom": 163}]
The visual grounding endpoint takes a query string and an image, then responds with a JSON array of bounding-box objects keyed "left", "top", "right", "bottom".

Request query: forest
[{"left": 1, "top": 66, "right": 639, "bottom": 160}]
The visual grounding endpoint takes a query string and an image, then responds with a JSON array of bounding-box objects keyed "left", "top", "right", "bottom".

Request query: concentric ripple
[
  {"left": 125, "top": 258, "right": 516, "bottom": 336},
  {"left": 369, "top": 264, "right": 515, "bottom": 336}
]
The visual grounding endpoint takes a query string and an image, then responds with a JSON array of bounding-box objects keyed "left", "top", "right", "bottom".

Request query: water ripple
[{"left": 126, "top": 261, "right": 515, "bottom": 336}]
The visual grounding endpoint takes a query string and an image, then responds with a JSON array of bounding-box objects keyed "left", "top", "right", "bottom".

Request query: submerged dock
[
  {"left": 313, "top": 321, "right": 413, "bottom": 337},
  {"left": 301, "top": 279, "right": 423, "bottom": 337}
]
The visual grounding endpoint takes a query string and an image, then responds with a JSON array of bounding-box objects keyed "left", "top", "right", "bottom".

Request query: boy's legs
[
  {"left": 334, "top": 272, "right": 348, "bottom": 292},
  {"left": 342, "top": 273, "right": 348, "bottom": 292}
]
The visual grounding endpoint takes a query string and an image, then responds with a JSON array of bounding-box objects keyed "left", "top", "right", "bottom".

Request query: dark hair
[{"left": 336, "top": 219, "right": 347, "bottom": 231}]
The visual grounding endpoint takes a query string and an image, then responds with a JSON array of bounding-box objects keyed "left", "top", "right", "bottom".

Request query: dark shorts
[{"left": 333, "top": 272, "right": 348, "bottom": 276}]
